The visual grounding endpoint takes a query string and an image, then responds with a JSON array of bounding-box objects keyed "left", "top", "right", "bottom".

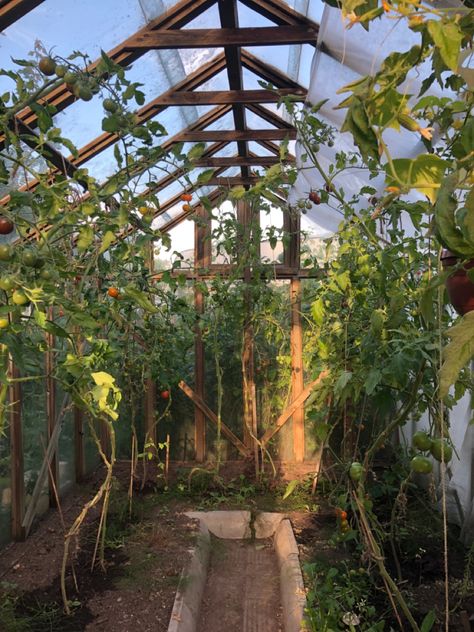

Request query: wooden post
[
  {"left": 144, "top": 242, "right": 157, "bottom": 454},
  {"left": 290, "top": 278, "right": 305, "bottom": 462},
  {"left": 9, "top": 359, "right": 24, "bottom": 541},
  {"left": 193, "top": 204, "right": 211, "bottom": 461},
  {"left": 237, "top": 200, "right": 258, "bottom": 461},
  {"left": 45, "top": 308, "right": 57, "bottom": 505}
]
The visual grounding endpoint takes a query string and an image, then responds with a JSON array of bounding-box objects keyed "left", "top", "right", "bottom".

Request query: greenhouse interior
[{"left": 0, "top": 0, "right": 473, "bottom": 630}]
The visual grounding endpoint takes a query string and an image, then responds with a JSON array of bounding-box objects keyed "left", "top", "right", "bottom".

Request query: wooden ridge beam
[
  {"left": 239, "top": 0, "right": 318, "bottom": 31},
  {"left": 175, "top": 128, "right": 296, "bottom": 142},
  {"left": 151, "top": 88, "right": 305, "bottom": 106},
  {"left": 125, "top": 25, "right": 318, "bottom": 49},
  {"left": 218, "top": 0, "right": 248, "bottom": 180},
  {"left": 0, "top": 0, "right": 44, "bottom": 31},
  {"left": 0, "top": 0, "right": 216, "bottom": 146}
]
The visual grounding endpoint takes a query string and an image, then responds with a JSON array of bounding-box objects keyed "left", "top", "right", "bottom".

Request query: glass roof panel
[{"left": 182, "top": 3, "right": 222, "bottom": 28}]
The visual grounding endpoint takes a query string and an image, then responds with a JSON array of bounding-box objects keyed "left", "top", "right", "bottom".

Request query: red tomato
[{"left": 160, "top": 390, "right": 170, "bottom": 400}]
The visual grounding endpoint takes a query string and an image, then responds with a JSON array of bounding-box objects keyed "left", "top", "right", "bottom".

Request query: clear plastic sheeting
[
  {"left": 297, "top": 3, "right": 474, "bottom": 543},
  {"left": 291, "top": 4, "right": 456, "bottom": 236}
]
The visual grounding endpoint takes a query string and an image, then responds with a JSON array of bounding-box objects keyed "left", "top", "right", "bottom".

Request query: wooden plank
[
  {"left": 175, "top": 128, "right": 296, "bottom": 142},
  {"left": 152, "top": 88, "right": 305, "bottom": 106},
  {"left": 179, "top": 381, "right": 251, "bottom": 458},
  {"left": 283, "top": 207, "right": 300, "bottom": 268},
  {"left": 260, "top": 371, "right": 328, "bottom": 447},
  {"left": 9, "top": 358, "right": 24, "bottom": 541},
  {"left": 290, "top": 278, "right": 305, "bottom": 462},
  {"left": 125, "top": 25, "right": 318, "bottom": 49},
  {"left": 152, "top": 265, "right": 323, "bottom": 281},
  {"left": 45, "top": 307, "right": 57, "bottom": 506},
  {"left": 0, "top": 0, "right": 44, "bottom": 31},
  {"left": 192, "top": 156, "right": 284, "bottom": 167}
]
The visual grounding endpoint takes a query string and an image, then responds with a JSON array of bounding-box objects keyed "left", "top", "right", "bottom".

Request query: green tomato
[
  {"left": 349, "top": 461, "right": 363, "bottom": 482},
  {"left": 38, "top": 56, "right": 56, "bottom": 76},
  {"left": 39, "top": 268, "right": 54, "bottom": 281},
  {"left": 55, "top": 64, "right": 67, "bottom": 78},
  {"left": 0, "top": 245, "right": 12, "bottom": 261},
  {"left": 103, "top": 98, "right": 118, "bottom": 113},
  {"left": 430, "top": 439, "right": 453, "bottom": 463},
  {"left": 0, "top": 277, "right": 15, "bottom": 291},
  {"left": 12, "top": 290, "right": 30, "bottom": 306},
  {"left": 412, "top": 431, "right": 432, "bottom": 452},
  {"left": 78, "top": 85, "right": 93, "bottom": 101},
  {"left": 410, "top": 455, "right": 433, "bottom": 474},
  {"left": 22, "top": 250, "right": 38, "bottom": 267},
  {"left": 64, "top": 71, "right": 78, "bottom": 85}
]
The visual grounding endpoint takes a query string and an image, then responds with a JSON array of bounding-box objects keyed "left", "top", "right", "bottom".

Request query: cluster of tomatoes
[
  {"left": 181, "top": 193, "right": 193, "bottom": 212},
  {"left": 336, "top": 508, "right": 350, "bottom": 535},
  {"left": 410, "top": 431, "right": 453, "bottom": 474},
  {"left": 38, "top": 56, "right": 99, "bottom": 102}
]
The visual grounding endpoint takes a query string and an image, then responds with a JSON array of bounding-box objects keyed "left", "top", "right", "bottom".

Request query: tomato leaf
[
  {"left": 440, "top": 311, "right": 474, "bottom": 398},
  {"left": 427, "top": 20, "right": 463, "bottom": 72}
]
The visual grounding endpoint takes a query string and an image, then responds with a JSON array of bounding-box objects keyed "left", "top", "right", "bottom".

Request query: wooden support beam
[
  {"left": 125, "top": 25, "right": 318, "bottom": 49},
  {"left": 192, "top": 156, "right": 284, "bottom": 167},
  {"left": 175, "top": 128, "right": 296, "bottom": 142},
  {"left": 290, "top": 278, "right": 305, "bottom": 462},
  {"left": 260, "top": 371, "right": 328, "bottom": 447},
  {"left": 194, "top": 286, "right": 206, "bottom": 462},
  {"left": 45, "top": 307, "right": 57, "bottom": 506},
  {"left": 193, "top": 205, "right": 210, "bottom": 461},
  {"left": 237, "top": 200, "right": 259, "bottom": 458},
  {"left": 283, "top": 208, "right": 300, "bottom": 269},
  {"left": 179, "top": 381, "right": 251, "bottom": 458},
  {"left": 218, "top": 0, "right": 249, "bottom": 180},
  {"left": 196, "top": 176, "right": 261, "bottom": 186},
  {"left": 153, "top": 264, "right": 323, "bottom": 281},
  {"left": 151, "top": 88, "right": 305, "bottom": 106},
  {"left": 9, "top": 359, "right": 24, "bottom": 541},
  {"left": 0, "top": 0, "right": 44, "bottom": 31}
]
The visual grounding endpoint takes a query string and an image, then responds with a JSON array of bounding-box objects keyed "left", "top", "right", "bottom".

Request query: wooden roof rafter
[{"left": 0, "top": 0, "right": 44, "bottom": 31}]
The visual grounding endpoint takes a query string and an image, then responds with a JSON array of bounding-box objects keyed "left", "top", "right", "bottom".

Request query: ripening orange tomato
[
  {"left": 108, "top": 287, "right": 120, "bottom": 299},
  {"left": 181, "top": 193, "right": 192, "bottom": 202}
]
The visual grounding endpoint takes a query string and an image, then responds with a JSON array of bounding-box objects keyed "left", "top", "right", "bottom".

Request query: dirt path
[{"left": 198, "top": 537, "right": 283, "bottom": 632}]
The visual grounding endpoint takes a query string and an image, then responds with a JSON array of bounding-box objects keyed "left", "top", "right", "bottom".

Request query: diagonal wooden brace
[
  {"left": 260, "top": 370, "right": 328, "bottom": 448},
  {"left": 179, "top": 381, "right": 251, "bottom": 458}
]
